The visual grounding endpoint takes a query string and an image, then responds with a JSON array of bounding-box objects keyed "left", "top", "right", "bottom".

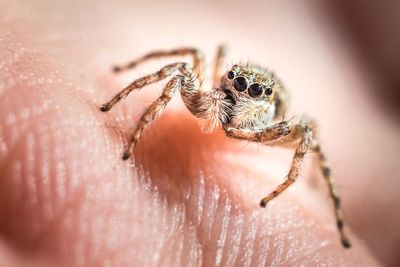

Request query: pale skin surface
[{"left": 1, "top": 1, "right": 399, "bottom": 266}]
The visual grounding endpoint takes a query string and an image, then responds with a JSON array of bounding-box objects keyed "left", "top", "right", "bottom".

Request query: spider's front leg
[
  {"left": 100, "top": 61, "right": 196, "bottom": 160},
  {"left": 258, "top": 121, "right": 313, "bottom": 207},
  {"left": 254, "top": 118, "right": 351, "bottom": 248},
  {"left": 224, "top": 121, "right": 291, "bottom": 142},
  {"left": 121, "top": 74, "right": 193, "bottom": 160}
]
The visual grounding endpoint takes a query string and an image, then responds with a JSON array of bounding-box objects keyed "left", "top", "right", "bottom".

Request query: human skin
[{"left": 0, "top": 1, "right": 399, "bottom": 266}]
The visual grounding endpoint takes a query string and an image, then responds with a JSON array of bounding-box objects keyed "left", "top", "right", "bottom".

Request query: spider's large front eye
[
  {"left": 248, "top": 83, "right": 263, "bottom": 97},
  {"left": 233, "top": 77, "right": 248, "bottom": 92}
]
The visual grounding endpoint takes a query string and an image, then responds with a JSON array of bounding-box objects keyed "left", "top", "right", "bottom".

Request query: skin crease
[{"left": 0, "top": 0, "right": 399, "bottom": 266}]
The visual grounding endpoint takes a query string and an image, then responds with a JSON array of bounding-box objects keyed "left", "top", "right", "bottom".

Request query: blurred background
[
  {"left": 326, "top": 0, "right": 400, "bottom": 119},
  {"left": 1, "top": 0, "right": 400, "bottom": 266}
]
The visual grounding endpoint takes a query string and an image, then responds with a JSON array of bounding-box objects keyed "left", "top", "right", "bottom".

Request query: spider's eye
[
  {"left": 233, "top": 77, "right": 248, "bottom": 92},
  {"left": 227, "top": 71, "right": 235, "bottom": 79},
  {"left": 248, "top": 83, "right": 263, "bottom": 97},
  {"left": 265, "top": 86, "right": 273, "bottom": 96}
]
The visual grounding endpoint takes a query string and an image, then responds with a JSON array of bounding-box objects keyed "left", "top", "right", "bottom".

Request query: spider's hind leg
[
  {"left": 112, "top": 48, "right": 204, "bottom": 82},
  {"left": 311, "top": 142, "right": 351, "bottom": 248},
  {"left": 256, "top": 117, "right": 351, "bottom": 248}
]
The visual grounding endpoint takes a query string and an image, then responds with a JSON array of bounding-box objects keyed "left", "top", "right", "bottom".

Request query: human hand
[{"left": 1, "top": 1, "right": 398, "bottom": 266}]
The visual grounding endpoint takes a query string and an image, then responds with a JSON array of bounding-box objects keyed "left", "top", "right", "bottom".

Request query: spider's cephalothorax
[
  {"left": 99, "top": 46, "right": 351, "bottom": 248},
  {"left": 218, "top": 64, "right": 283, "bottom": 130},
  {"left": 181, "top": 63, "right": 289, "bottom": 134}
]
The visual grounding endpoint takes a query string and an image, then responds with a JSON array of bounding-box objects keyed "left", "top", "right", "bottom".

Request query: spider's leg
[
  {"left": 122, "top": 74, "right": 188, "bottom": 160},
  {"left": 212, "top": 45, "right": 227, "bottom": 88},
  {"left": 100, "top": 62, "right": 188, "bottom": 112},
  {"left": 259, "top": 123, "right": 312, "bottom": 207},
  {"left": 311, "top": 142, "right": 351, "bottom": 248},
  {"left": 112, "top": 47, "right": 205, "bottom": 82},
  {"left": 225, "top": 121, "right": 311, "bottom": 209},
  {"left": 224, "top": 121, "right": 291, "bottom": 142},
  {"left": 251, "top": 116, "right": 351, "bottom": 248}
]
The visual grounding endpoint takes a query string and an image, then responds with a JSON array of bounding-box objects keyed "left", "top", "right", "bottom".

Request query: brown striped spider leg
[{"left": 233, "top": 118, "right": 351, "bottom": 248}]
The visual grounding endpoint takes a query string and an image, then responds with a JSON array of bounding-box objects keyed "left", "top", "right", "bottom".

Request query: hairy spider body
[{"left": 100, "top": 46, "right": 351, "bottom": 248}]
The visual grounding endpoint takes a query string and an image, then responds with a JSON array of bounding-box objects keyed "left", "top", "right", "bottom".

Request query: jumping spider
[{"left": 100, "top": 46, "right": 351, "bottom": 248}]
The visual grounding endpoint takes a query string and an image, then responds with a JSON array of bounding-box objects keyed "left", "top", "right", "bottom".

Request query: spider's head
[
  {"left": 221, "top": 64, "right": 277, "bottom": 104},
  {"left": 219, "top": 64, "right": 280, "bottom": 129}
]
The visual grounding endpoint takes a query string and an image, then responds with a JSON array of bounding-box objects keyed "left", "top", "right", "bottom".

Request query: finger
[{"left": 0, "top": 35, "right": 380, "bottom": 267}]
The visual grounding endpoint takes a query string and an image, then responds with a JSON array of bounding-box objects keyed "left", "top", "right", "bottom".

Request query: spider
[{"left": 99, "top": 46, "right": 351, "bottom": 248}]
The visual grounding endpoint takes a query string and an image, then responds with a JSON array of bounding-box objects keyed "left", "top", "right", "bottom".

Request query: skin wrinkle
[
  {"left": 0, "top": 4, "right": 389, "bottom": 267},
  {"left": 38, "top": 125, "right": 54, "bottom": 224},
  {"left": 256, "top": 214, "right": 273, "bottom": 267},
  {"left": 195, "top": 173, "right": 206, "bottom": 227},
  {"left": 215, "top": 194, "right": 232, "bottom": 266},
  {"left": 159, "top": 203, "right": 180, "bottom": 266},
  {"left": 242, "top": 212, "right": 259, "bottom": 267},
  {"left": 257, "top": 215, "right": 274, "bottom": 266},
  {"left": 288, "top": 243, "right": 332, "bottom": 266},
  {"left": 32, "top": 188, "right": 86, "bottom": 255},
  {"left": 221, "top": 205, "right": 244, "bottom": 266}
]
